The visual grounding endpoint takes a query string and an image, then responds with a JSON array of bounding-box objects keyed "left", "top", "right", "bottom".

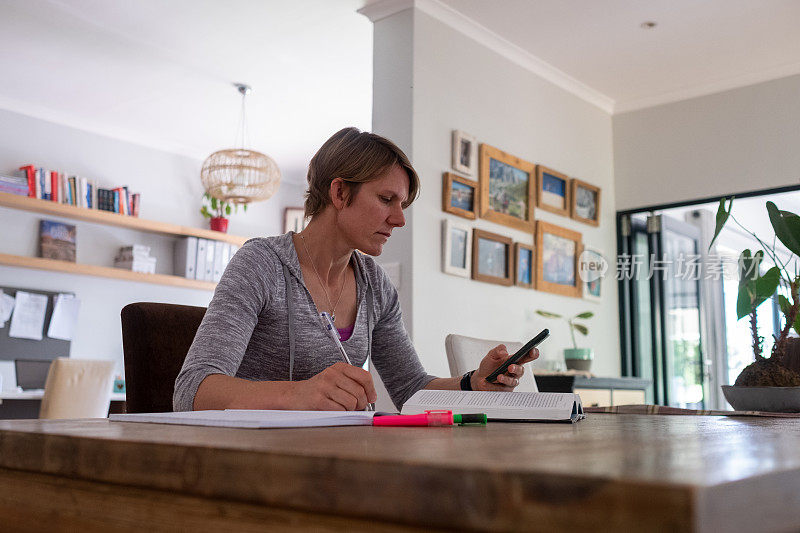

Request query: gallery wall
[
  {"left": 0, "top": 107, "right": 305, "bottom": 375},
  {"left": 372, "top": 8, "right": 620, "bottom": 378},
  {"left": 614, "top": 73, "right": 800, "bottom": 211}
]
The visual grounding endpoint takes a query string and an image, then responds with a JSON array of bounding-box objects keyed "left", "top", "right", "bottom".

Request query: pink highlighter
[{"left": 373, "top": 410, "right": 487, "bottom": 427}]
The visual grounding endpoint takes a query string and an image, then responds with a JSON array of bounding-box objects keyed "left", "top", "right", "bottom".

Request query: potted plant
[
  {"left": 711, "top": 198, "right": 800, "bottom": 410},
  {"left": 200, "top": 193, "right": 247, "bottom": 233},
  {"left": 535, "top": 310, "right": 594, "bottom": 371}
]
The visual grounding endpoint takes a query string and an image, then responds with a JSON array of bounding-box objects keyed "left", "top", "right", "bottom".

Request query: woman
[{"left": 174, "top": 127, "right": 537, "bottom": 412}]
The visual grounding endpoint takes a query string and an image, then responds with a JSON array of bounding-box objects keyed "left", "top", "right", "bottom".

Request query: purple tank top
[{"left": 337, "top": 322, "right": 355, "bottom": 342}]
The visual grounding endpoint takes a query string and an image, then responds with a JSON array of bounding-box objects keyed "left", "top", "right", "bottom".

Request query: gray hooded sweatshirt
[{"left": 173, "top": 232, "right": 436, "bottom": 411}]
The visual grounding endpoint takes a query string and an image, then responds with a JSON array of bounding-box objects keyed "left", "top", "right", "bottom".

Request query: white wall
[
  {"left": 371, "top": 9, "right": 620, "bottom": 378},
  {"left": 614, "top": 73, "right": 800, "bottom": 211},
  {"left": 0, "top": 108, "right": 305, "bottom": 375}
]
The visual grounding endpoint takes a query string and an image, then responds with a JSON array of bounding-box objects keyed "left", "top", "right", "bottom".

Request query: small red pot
[{"left": 210, "top": 217, "right": 229, "bottom": 233}]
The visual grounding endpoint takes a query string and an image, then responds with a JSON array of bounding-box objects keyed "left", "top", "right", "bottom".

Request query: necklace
[{"left": 299, "top": 233, "right": 347, "bottom": 323}]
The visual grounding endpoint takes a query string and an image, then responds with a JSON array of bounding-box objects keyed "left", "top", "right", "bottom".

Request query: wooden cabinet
[
  {"left": 0, "top": 192, "right": 247, "bottom": 290},
  {"left": 573, "top": 388, "right": 612, "bottom": 407}
]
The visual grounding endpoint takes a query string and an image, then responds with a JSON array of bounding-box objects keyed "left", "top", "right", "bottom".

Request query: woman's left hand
[{"left": 472, "top": 344, "right": 539, "bottom": 391}]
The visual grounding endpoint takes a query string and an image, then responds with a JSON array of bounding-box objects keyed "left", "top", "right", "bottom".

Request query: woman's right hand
[{"left": 293, "top": 362, "right": 377, "bottom": 411}]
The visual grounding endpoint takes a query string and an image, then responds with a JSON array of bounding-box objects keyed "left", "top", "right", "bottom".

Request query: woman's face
[{"left": 338, "top": 164, "right": 408, "bottom": 256}]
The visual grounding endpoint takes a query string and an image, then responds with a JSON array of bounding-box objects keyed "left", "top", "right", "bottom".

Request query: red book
[
  {"left": 19, "top": 165, "right": 35, "bottom": 198},
  {"left": 50, "top": 171, "right": 58, "bottom": 203}
]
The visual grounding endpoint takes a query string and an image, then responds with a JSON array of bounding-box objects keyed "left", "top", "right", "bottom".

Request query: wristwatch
[{"left": 460, "top": 370, "right": 476, "bottom": 391}]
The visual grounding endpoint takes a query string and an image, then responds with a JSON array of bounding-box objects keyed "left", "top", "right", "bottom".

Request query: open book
[{"left": 401, "top": 390, "right": 585, "bottom": 423}]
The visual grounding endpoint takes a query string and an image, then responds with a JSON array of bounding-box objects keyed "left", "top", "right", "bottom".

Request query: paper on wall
[
  {"left": 8, "top": 291, "right": 48, "bottom": 340},
  {"left": 47, "top": 293, "right": 81, "bottom": 341},
  {"left": 0, "top": 290, "right": 14, "bottom": 327}
]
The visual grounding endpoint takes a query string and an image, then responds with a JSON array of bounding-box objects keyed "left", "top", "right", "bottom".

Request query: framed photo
[
  {"left": 472, "top": 228, "right": 513, "bottom": 286},
  {"left": 571, "top": 178, "right": 601, "bottom": 226},
  {"left": 580, "top": 246, "right": 607, "bottom": 302},
  {"left": 452, "top": 130, "right": 478, "bottom": 176},
  {"left": 442, "top": 219, "right": 473, "bottom": 278},
  {"left": 514, "top": 242, "right": 534, "bottom": 289},
  {"left": 284, "top": 207, "right": 309, "bottom": 234},
  {"left": 479, "top": 144, "right": 536, "bottom": 232},
  {"left": 536, "top": 165, "right": 571, "bottom": 216},
  {"left": 535, "top": 221, "right": 582, "bottom": 298},
  {"left": 442, "top": 172, "right": 477, "bottom": 219}
]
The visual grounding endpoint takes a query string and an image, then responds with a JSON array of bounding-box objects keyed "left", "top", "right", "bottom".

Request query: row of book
[
  {"left": 1, "top": 165, "right": 140, "bottom": 217},
  {"left": 174, "top": 237, "right": 238, "bottom": 283}
]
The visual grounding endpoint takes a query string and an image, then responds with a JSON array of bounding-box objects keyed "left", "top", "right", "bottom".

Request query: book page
[
  {"left": 404, "top": 390, "right": 575, "bottom": 410},
  {"left": 8, "top": 291, "right": 47, "bottom": 340}
]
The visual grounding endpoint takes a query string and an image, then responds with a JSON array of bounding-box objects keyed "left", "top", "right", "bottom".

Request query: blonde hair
[{"left": 304, "top": 127, "right": 420, "bottom": 218}]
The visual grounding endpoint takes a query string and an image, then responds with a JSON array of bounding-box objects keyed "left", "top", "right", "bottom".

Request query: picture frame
[
  {"left": 442, "top": 219, "right": 473, "bottom": 278},
  {"left": 452, "top": 130, "right": 478, "bottom": 176},
  {"left": 571, "top": 178, "right": 601, "bottom": 226},
  {"left": 283, "top": 207, "right": 310, "bottom": 234},
  {"left": 479, "top": 144, "right": 536, "bottom": 232},
  {"left": 580, "top": 246, "right": 607, "bottom": 302},
  {"left": 514, "top": 242, "right": 535, "bottom": 289},
  {"left": 442, "top": 172, "right": 477, "bottom": 220},
  {"left": 535, "top": 221, "right": 582, "bottom": 298},
  {"left": 536, "top": 165, "right": 571, "bottom": 217},
  {"left": 472, "top": 228, "right": 513, "bottom": 286}
]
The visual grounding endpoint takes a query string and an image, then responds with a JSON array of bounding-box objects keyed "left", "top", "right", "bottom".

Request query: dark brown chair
[{"left": 120, "top": 302, "right": 206, "bottom": 413}]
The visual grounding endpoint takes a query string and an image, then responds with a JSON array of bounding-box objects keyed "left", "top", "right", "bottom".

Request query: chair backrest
[
  {"left": 445, "top": 334, "right": 538, "bottom": 392},
  {"left": 39, "top": 358, "right": 115, "bottom": 419},
  {"left": 121, "top": 302, "right": 206, "bottom": 413}
]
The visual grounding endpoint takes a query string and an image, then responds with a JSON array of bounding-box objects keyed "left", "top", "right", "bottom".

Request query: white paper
[
  {"left": 47, "top": 293, "right": 81, "bottom": 341},
  {"left": 110, "top": 409, "right": 381, "bottom": 428},
  {"left": 8, "top": 291, "right": 48, "bottom": 340},
  {"left": 0, "top": 290, "right": 14, "bottom": 327}
]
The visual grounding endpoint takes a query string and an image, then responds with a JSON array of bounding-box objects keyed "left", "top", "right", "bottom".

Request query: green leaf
[
  {"left": 794, "top": 313, "right": 800, "bottom": 336},
  {"left": 243, "top": 204, "right": 248, "bottom": 212},
  {"left": 575, "top": 311, "right": 594, "bottom": 319},
  {"left": 225, "top": 204, "right": 232, "bottom": 215},
  {"left": 738, "top": 250, "right": 763, "bottom": 286},
  {"left": 767, "top": 201, "right": 800, "bottom": 257},
  {"left": 756, "top": 266, "right": 781, "bottom": 299},
  {"left": 210, "top": 197, "right": 218, "bottom": 210},
  {"left": 737, "top": 283, "right": 756, "bottom": 320},
  {"left": 708, "top": 197, "right": 733, "bottom": 250},
  {"left": 779, "top": 294, "right": 791, "bottom": 316},
  {"left": 200, "top": 206, "right": 211, "bottom": 218},
  {"left": 536, "top": 310, "right": 562, "bottom": 319},
  {"left": 572, "top": 324, "right": 589, "bottom": 335}
]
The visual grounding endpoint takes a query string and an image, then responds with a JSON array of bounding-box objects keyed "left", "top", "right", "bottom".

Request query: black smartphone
[{"left": 484, "top": 329, "right": 549, "bottom": 384}]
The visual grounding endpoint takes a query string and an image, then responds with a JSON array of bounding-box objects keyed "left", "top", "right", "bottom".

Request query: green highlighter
[{"left": 453, "top": 413, "right": 488, "bottom": 426}]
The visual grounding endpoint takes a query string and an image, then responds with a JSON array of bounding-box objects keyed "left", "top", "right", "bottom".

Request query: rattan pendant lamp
[{"left": 201, "top": 83, "right": 281, "bottom": 204}]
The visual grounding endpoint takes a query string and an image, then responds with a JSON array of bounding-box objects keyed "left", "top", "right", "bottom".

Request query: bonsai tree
[
  {"left": 535, "top": 310, "right": 594, "bottom": 349},
  {"left": 200, "top": 192, "right": 247, "bottom": 220},
  {"left": 710, "top": 198, "right": 800, "bottom": 386}
]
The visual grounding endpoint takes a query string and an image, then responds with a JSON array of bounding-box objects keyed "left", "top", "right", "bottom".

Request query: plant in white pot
[
  {"left": 535, "top": 310, "right": 594, "bottom": 371},
  {"left": 711, "top": 198, "right": 800, "bottom": 410}
]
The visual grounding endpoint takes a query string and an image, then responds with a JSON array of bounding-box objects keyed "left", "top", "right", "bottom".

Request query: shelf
[
  {"left": 0, "top": 253, "right": 217, "bottom": 291},
  {"left": 0, "top": 192, "right": 247, "bottom": 246}
]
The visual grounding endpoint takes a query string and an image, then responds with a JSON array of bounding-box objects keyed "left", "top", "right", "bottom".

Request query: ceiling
[
  {"left": 436, "top": 0, "right": 800, "bottom": 113},
  {"left": 1, "top": 0, "right": 799, "bottom": 182}
]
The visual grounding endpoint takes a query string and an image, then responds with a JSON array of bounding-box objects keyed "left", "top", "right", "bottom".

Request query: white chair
[
  {"left": 39, "top": 358, "right": 116, "bottom": 419},
  {"left": 445, "top": 334, "right": 538, "bottom": 392}
]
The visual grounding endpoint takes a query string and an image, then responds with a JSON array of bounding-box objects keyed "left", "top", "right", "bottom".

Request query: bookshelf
[
  {"left": 0, "top": 192, "right": 248, "bottom": 290},
  {"left": 0, "top": 192, "right": 247, "bottom": 246}
]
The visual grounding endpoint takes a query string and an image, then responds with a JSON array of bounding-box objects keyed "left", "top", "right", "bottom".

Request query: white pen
[{"left": 320, "top": 311, "right": 374, "bottom": 411}]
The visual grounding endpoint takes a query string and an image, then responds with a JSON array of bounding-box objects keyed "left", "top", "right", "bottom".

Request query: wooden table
[{"left": 1, "top": 414, "right": 800, "bottom": 532}]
